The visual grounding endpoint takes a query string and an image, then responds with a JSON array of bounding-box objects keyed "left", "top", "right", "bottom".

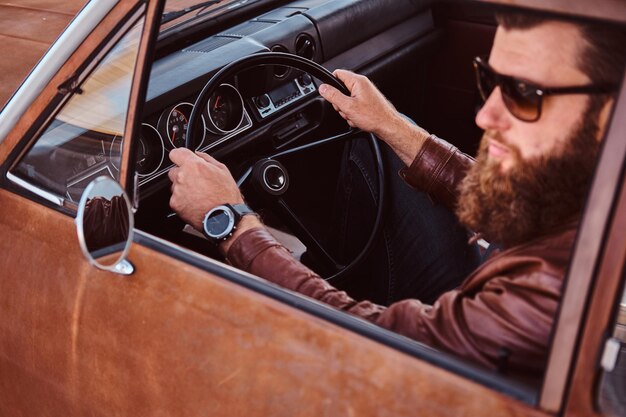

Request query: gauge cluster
[
  {"left": 136, "top": 72, "right": 318, "bottom": 189},
  {"left": 137, "top": 83, "right": 253, "bottom": 187}
]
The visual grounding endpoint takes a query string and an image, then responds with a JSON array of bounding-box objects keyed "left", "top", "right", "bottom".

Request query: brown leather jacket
[{"left": 226, "top": 135, "right": 576, "bottom": 377}]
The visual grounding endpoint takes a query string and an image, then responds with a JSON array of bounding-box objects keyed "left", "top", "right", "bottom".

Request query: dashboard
[
  {"left": 132, "top": 0, "right": 430, "bottom": 194},
  {"left": 136, "top": 73, "right": 317, "bottom": 188},
  {"left": 10, "top": 0, "right": 432, "bottom": 206}
]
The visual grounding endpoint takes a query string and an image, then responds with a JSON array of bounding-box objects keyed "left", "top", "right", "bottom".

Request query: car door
[{"left": 1, "top": 0, "right": 610, "bottom": 416}]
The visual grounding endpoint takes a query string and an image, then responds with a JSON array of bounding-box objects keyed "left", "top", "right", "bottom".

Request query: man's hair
[{"left": 496, "top": 10, "right": 626, "bottom": 87}]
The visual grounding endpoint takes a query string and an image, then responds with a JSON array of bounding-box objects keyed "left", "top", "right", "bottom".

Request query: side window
[
  {"left": 598, "top": 286, "right": 626, "bottom": 417},
  {"left": 10, "top": 17, "right": 144, "bottom": 204}
]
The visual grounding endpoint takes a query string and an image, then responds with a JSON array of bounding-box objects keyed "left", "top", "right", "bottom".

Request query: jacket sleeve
[
  {"left": 226, "top": 228, "right": 559, "bottom": 374},
  {"left": 398, "top": 134, "right": 475, "bottom": 211}
]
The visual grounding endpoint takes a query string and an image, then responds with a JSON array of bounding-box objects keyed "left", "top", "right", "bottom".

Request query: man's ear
[{"left": 596, "top": 98, "right": 615, "bottom": 141}]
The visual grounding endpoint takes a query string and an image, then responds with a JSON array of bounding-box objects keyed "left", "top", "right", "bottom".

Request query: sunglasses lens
[
  {"left": 475, "top": 62, "right": 496, "bottom": 102},
  {"left": 474, "top": 57, "right": 543, "bottom": 122},
  {"left": 500, "top": 79, "right": 541, "bottom": 121}
]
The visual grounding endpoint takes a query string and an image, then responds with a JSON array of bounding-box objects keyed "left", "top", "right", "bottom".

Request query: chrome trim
[
  {"left": 66, "top": 165, "right": 114, "bottom": 203},
  {"left": 138, "top": 106, "right": 252, "bottom": 187},
  {"left": 601, "top": 338, "right": 621, "bottom": 372},
  {"left": 68, "top": 165, "right": 113, "bottom": 188},
  {"left": 112, "top": 259, "right": 135, "bottom": 275},
  {"left": 74, "top": 176, "right": 134, "bottom": 274},
  {"left": 255, "top": 77, "right": 316, "bottom": 119},
  {"left": 263, "top": 163, "right": 287, "bottom": 192},
  {"left": 6, "top": 172, "right": 64, "bottom": 206},
  {"left": 0, "top": 0, "right": 119, "bottom": 144},
  {"left": 202, "top": 108, "right": 253, "bottom": 151},
  {"left": 109, "top": 135, "right": 122, "bottom": 171}
]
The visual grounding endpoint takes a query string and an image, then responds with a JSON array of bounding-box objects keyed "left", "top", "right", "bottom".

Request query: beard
[{"left": 455, "top": 104, "right": 602, "bottom": 248}]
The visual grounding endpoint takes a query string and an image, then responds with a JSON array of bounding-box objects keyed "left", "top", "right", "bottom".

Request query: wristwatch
[{"left": 202, "top": 203, "right": 256, "bottom": 244}]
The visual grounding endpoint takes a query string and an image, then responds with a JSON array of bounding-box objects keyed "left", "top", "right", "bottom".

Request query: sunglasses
[{"left": 473, "top": 56, "right": 617, "bottom": 122}]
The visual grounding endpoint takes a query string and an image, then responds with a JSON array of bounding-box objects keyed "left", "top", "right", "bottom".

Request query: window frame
[
  {"left": 541, "top": 70, "right": 626, "bottom": 413},
  {"left": 0, "top": 0, "right": 164, "bottom": 215}
]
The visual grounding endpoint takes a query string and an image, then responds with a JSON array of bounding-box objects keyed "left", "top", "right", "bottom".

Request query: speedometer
[
  {"left": 206, "top": 84, "right": 245, "bottom": 134},
  {"left": 165, "top": 102, "right": 206, "bottom": 149}
]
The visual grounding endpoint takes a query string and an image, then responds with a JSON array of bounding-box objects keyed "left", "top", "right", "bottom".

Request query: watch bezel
[{"left": 202, "top": 205, "right": 236, "bottom": 240}]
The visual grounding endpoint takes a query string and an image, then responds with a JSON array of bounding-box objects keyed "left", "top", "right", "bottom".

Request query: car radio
[{"left": 252, "top": 74, "right": 316, "bottom": 118}]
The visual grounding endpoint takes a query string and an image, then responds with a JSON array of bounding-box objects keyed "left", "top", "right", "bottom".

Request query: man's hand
[
  {"left": 319, "top": 69, "right": 430, "bottom": 166},
  {"left": 318, "top": 69, "right": 404, "bottom": 140},
  {"left": 168, "top": 148, "right": 244, "bottom": 231}
]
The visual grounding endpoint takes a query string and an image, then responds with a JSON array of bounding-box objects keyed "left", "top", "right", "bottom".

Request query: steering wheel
[{"left": 186, "top": 52, "right": 385, "bottom": 282}]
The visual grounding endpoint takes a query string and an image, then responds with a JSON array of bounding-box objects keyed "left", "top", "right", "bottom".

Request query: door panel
[{"left": 0, "top": 188, "right": 548, "bottom": 416}]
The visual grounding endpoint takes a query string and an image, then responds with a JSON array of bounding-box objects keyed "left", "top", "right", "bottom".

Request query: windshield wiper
[{"left": 161, "top": 0, "right": 224, "bottom": 24}]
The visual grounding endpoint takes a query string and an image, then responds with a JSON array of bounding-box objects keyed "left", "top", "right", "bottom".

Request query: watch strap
[{"left": 230, "top": 203, "right": 256, "bottom": 219}]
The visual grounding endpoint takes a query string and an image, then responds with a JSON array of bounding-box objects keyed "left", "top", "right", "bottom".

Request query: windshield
[{"left": 161, "top": 0, "right": 261, "bottom": 31}]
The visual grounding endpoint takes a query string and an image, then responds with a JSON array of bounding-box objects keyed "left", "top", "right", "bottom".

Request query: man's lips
[{"left": 488, "top": 139, "right": 510, "bottom": 158}]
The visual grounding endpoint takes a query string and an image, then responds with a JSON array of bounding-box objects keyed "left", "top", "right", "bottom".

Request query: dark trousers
[{"left": 328, "top": 138, "right": 481, "bottom": 306}]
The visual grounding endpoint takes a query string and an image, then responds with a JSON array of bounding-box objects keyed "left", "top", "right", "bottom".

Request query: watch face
[{"left": 204, "top": 206, "right": 235, "bottom": 239}]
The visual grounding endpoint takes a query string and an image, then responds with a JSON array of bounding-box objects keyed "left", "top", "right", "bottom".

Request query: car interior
[
  {"left": 6, "top": 0, "right": 506, "bottom": 350},
  {"left": 10, "top": 0, "right": 496, "bottom": 281},
  {"left": 123, "top": 0, "right": 498, "bottom": 303},
  {"left": 9, "top": 0, "right": 500, "bottom": 301}
]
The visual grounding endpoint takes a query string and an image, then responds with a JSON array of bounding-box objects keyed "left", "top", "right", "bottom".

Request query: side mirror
[{"left": 75, "top": 176, "right": 134, "bottom": 275}]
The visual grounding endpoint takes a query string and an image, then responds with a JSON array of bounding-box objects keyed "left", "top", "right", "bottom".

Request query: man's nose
[{"left": 475, "top": 87, "right": 512, "bottom": 132}]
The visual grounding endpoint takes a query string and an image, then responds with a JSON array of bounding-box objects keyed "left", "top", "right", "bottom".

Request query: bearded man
[{"left": 168, "top": 12, "right": 625, "bottom": 378}]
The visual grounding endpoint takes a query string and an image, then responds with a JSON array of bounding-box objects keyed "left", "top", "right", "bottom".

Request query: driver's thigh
[{"left": 332, "top": 138, "right": 481, "bottom": 306}]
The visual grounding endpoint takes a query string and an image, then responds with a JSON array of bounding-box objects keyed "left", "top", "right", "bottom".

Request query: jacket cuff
[
  {"left": 226, "top": 227, "right": 284, "bottom": 271},
  {"left": 398, "top": 134, "right": 474, "bottom": 209}
]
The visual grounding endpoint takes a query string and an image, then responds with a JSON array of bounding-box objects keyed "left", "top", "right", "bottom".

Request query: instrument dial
[
  {"left": 166, "top": 103, "right": 206, "bottom": 149},
  {"left": 135, "top": 124, "right": 165, "bottom": 177},
  {"left": 206, "top": 84, "right": 245, "bottom": 134},
  {"left": 110, "top": 124, "right": 164, "bottom": 178}
]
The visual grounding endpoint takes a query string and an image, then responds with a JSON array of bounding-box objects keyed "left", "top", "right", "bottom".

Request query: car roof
[{"left": 473, "top": 0, "right": 626, "bottom": 24}]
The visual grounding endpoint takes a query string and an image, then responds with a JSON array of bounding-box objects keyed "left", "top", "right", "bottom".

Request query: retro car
[{"left": 0, "top": 0, "right": 624, "bottom": 416}]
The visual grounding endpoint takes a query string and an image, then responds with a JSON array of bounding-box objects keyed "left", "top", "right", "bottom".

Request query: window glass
[
  {"left": 11, "top": 18, "right": 144, "bottom": 203},
  {"left": 160, "top": 0, "right": 261, "bottom": 31},
  {"left": 598, "top": 286, "right": 626, "bottom": 417}
]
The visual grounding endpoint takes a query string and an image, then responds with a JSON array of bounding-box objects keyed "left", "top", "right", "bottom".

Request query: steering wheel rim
[{"left": 186, "top": 52, "right": 386, "bottom": 282}]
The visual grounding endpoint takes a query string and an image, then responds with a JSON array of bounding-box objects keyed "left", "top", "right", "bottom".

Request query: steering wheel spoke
[
  {"left": 269, "top": 128, "right": 363, "bottom": 159},
  {"left": 275, "top": 198, "right": 344, "bottom": 271}
]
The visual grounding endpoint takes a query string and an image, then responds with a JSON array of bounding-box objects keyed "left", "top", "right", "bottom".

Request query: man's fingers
[
  {"left": 195, "top": 151, "right": 223, "bottom": 168},
  {"left": 319, "top": 83, "right": 351, "bottom": 110},
  {"left": 333, "top": 69, "right": 359, "bottom": 91},
  {"left": 168, "top": 167, "right": 178, "bottom": 183},
  {"left": 169, "top": 147, "right": 196, "bottom": 166}
]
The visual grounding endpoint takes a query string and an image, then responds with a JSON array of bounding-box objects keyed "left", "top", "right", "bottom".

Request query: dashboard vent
[
  {"left": 271, "top": 45, "right": 290, "bottom": 78},
  {"left": 184, "top": 36, "right": 237, "bottom": 53},
  {"left": 295, "top": 34, "right": 315, "bottom": 60}
]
